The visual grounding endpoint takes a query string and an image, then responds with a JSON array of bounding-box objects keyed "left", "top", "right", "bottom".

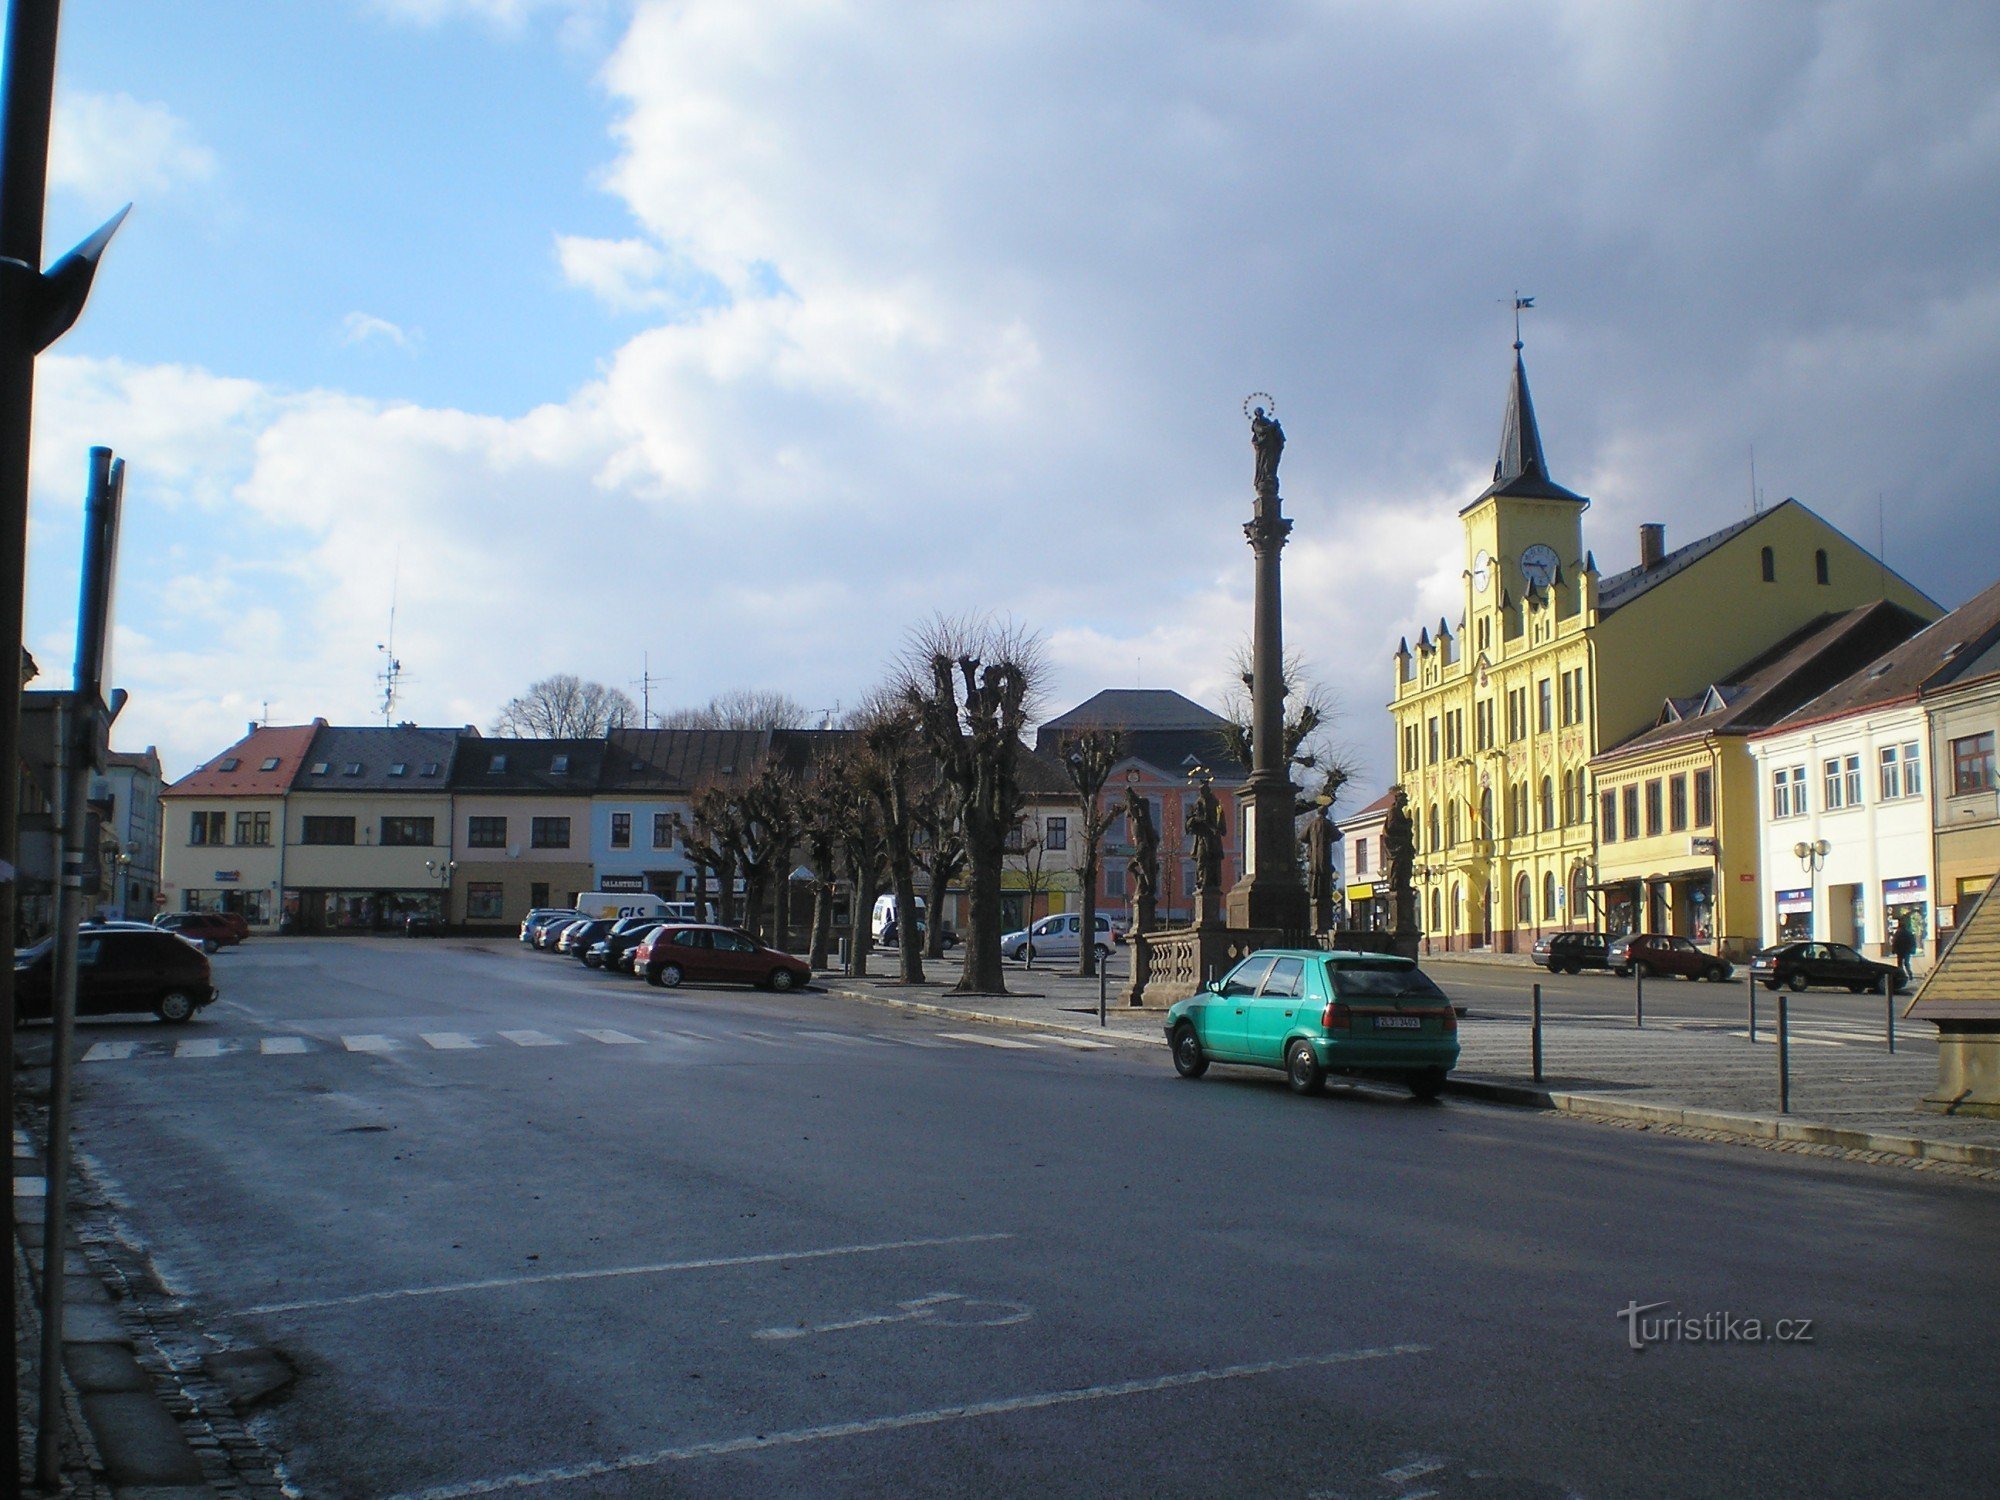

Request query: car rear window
[{"left": 1329, "top": 962, "right": 1446, "bottom": 1000}]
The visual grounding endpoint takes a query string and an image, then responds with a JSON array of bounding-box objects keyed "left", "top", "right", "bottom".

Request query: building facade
[
  {"left": 448, "top": 738, "right": 604, "bottom": 926},
  {"left": 92, "top": 747, "right": 165, "bottom": 921},
  {"left": 160, "top": 721, "right": 324, "bottom": 930},
  {"left": 1390, "top": 346, "right": 1941, "bottom": 951}
]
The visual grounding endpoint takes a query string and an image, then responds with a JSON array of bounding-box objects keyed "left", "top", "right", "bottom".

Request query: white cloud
[
  {"left": 49, "top": 90, "right": 216, "bottom": 203},
  {"left": 339, "top": 313, "right": 422, "bottom": 352}
]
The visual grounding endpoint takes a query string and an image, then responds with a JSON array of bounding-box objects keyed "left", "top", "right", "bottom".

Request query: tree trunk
[
  {"left": 694, "top": 865, "right": 710, "bottom": 922},
  {"left": 718, "top": 853, "right": 739, "bottom": 927},
  {"left": 808, "top": 881, "right": 831, "bottom": 969},
  {"left": 923, "top": 850, "right": 961, "bottom": 959},
  {"left": 1078, "top": 847, "right": 1101, "bottom": 979},
  {"left": 848, "top": 856, "right": 880, "bottom": 977},
  {"left": 892, "top": 860, "right": 924, "bottom": 982},
  {"left": 956, "top": 835, "right": 1006, "bottom": 993}
]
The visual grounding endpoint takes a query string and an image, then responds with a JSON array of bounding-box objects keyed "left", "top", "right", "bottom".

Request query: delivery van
[{"left": 577, "top": 891, "right": 670, "bottom": 922}]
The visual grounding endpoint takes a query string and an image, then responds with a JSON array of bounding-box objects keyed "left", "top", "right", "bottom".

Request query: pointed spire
[{"left": 1470, "top": 345, "right": 1586, "bottom": 507}]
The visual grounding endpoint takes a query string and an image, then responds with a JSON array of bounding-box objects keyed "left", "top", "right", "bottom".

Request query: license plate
[{"left": 1374, "top": 1016, "right": 1421, "bottom": 1029}]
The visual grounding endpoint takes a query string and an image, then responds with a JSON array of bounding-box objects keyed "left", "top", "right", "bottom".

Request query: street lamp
[
  {"left": 1793, "top": 839, "right": 1830, "bottom": 873},
  {"left": 425, "top": 857, "right": 458, "bottom": 931}
]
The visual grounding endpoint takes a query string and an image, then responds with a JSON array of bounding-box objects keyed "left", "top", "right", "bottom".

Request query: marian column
[{"left": 1226, "top": 401, "right": 1309, "bottom": 935}]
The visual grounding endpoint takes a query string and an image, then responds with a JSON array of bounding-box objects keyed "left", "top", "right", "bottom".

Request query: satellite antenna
[{"left": 376, "top": 555, "right": 403, "bottom": 725}]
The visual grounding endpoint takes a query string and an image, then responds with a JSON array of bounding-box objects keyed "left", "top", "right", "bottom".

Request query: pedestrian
[{"left": 1892, "top": 918, "right": 1917, "bottom": 979}]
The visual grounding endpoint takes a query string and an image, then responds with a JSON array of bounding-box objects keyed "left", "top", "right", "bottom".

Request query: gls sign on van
[{"left": 577, "top": 891, "right": 670, "bottom": 922}]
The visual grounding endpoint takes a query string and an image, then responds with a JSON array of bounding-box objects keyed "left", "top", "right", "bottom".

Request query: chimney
[
  {"left": 1639, "top": 523, "right": 1665, "bottom": 569},
  {"left": 247, "top": 721, "right": 258, "bottom": 736}
]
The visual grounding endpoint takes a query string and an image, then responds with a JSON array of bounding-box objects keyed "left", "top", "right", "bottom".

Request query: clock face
[
  {"left": 1521, "top": 543, "right": 1560, "bottom": 588},
  {"left": 1471, "top": 549, "right": 1492, "bottom": 593}
]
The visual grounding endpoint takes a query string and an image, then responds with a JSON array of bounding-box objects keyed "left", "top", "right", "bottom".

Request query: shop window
[{"left": 466, "top": 884, "right": 505, "bottom": 921}]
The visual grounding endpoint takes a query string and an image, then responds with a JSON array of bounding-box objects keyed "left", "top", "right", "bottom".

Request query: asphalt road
[{"left": 48, "top": 938, "right": 2000, "bottom": 1498}]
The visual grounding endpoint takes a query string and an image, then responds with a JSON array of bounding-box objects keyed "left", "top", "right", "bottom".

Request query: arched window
[
  {"left": 1452, "top": 883, "right": 1463, "bottom": 934},
  {"left": 1515, "top": 872, "right": 1532, "bottom": 926},
  {"left": 1430, "top": 888, "right": 1442, "bottom": 932},
  {"left": 1761, "top": 545, "right": 1776, "bottom": 583},
  {"left": 1540, "top": 775, "right": 1555, "bottom": 830},
  {"left": 1447, "top": 801, "right": 1459, "bottom": 847},
  {"left": 1428, "top": 804, "right": 1440, "bottom": 851},
  {"left": 1571, "top": 868, "right": 1589, "bottom": 924},
  {"left": 1815, "top": 548, "right": 1830, "bottom": 585},
  {"left": 1543, "top": 871, "right": 1558, "bottom": 921},
  {"left": 1480, "top": 788, "right": 1494, "bottom": 841}
]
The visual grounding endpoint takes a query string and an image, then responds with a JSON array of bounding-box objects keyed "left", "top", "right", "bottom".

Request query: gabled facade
[
  {"left": 449, "top": 738, "right": 606, "bottom": 926},
  {"left": 161, "top": 721, "right": 325, "bottom": 929},
  {"left": 1751, "top": 580, "right": 2000, "bottom": 961},
  {"left": 593, "top": 728, "right": 774, "bottom": 899},
  {"left": 1389, "top": 343, "right": 1941, "bottom": 951}
]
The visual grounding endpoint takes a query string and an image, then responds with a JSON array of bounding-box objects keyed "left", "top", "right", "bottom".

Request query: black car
[
  {"left": 1750, "top": 941, "right": 1904, "bottom": 995},
  {"left": 1532, "top": 930, "right": 1611, "bottom": 974},
  {"left": 15, "top": 928, "right": 217, "bottom": 1023},
  {"left": 558, "top": 917, "right": 616, "bottom": 959},
  {"left": 587, "top": 917, "right": 665, "bottom": 972}
]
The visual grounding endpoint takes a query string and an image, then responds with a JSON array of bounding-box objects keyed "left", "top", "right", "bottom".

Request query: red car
[
  {"left": 154, "top": 911, "right": 243, "bottom": 952},
  {"left": 635, "top": 924, "right": 810, "bottom": 992}
]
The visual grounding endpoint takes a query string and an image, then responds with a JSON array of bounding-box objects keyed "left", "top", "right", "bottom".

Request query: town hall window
[{"left": 1760, "top": 546, "right": 1776, "bottom": 582}]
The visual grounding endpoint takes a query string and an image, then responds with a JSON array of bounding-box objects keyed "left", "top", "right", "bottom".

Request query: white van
[
  {"left": 577, "top": 891, "right": 670, "bottom": 922},
  {"left": 872, "top": 893, "right": 925, "bottom": 942}
]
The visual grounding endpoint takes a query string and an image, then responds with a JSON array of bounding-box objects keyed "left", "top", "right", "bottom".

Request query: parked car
[
  {"left": 557, "top": 918, "right": 615, "bottom": 958},
  {"left": 589, "top": 917, "right": 665, "bottom": 972},
  {"left": 635, "top": 924, "right": 811, "bottom": 991},
  {"left": 212, "top": 911, "right": 252, "bottom": 942},
  {"left": 1750, "top": 941, "right": 1905, "bottom": 995},
  {"left": 1606, "top": 933, "right": 1733, "bottom": 982},
  {"left": 1165, "top": 949, "right": 1459, "bottom": 1099},
  {"left": 15, "top": 928, "right": 217, "bottom": 1023},
  {"left": 1001, "top": 911, "right": 1123, "bottom": 961},
  {"left": 537, "top": 918, "right": 589, "bottom": 952},
  {"left": 519, "top": 909, "right": 583, "bottom": 945},
  {"left": 402, "top": 911, "right": 444, "bottom": 936},
  {"left": 153, "top": 912, "right": 241, "bottom": 952},
  {"left": 1531, "top": 930, "right": 1611, "bottom": 974}
]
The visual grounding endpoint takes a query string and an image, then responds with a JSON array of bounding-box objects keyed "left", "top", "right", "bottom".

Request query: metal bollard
[
  {"left": 1886, "top": 983, "right": 1895, "bottom": 1054},
  {"left": 1777, "top": 993, "right": 1791, "bottom": 1114},
  {"left": 1634, "top": 965, "right": 1644, "bottom": 1029},
  {"left": 1746, "top": 970, "right": 1757, "bottom": 1043},
  {"left": 1099, "top": 960, "right": 1107, "bottom": 1028},
  {"left": 1531, "top": 981, "right": 1544, "bottom": 1084}
]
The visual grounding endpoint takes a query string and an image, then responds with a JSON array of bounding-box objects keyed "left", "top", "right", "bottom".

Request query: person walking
[{"left": 1892, "top": 918, "right": 1918, "bottom": 979}]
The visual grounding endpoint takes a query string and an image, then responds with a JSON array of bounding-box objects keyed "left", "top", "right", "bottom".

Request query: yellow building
[
  {"left": 1389, "top": 345, "right": 1940, "bottom": 951},
  {"left": 1588, "top": 602, "right": 1930, "bottom": 957}
]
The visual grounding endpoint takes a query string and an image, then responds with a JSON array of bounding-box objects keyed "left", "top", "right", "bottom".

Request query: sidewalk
[{"left": 815, "top": 958, "right": 2000, "bottom": 1175}]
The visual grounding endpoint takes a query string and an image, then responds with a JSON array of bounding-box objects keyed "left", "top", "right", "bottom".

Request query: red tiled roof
[{"left": 163, "top": 721, "right": 324, "bottom": 797}]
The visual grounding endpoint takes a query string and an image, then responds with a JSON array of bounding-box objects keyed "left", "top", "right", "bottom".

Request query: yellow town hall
[{"left": 1389, "top": 343, "right": 1938, "bottom": 952}]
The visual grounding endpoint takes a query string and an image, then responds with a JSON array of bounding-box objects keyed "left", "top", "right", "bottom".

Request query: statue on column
[
  {"left": 1302, "top": 802, "right": 1339, "bottom": 935},
  {"left": 1124, "top": 785, "right": 1159, "bottom": 935},
  {"left": 1249, "top": 401, "right": 1284, "bottom": 495}
]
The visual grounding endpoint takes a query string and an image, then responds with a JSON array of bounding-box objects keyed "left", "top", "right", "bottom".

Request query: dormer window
[
  {"left": 420, "top": 762, "right": 440, "bottom": 777},
  {"left": 389, "top": 763, "right": 407, "bottom": 777},
  {"left": 343, "top": 762, "right": 363, "bottom": 776},
  {"left": 550, "top": 754, "right": 570, "bottom": 774},
  {"left": 310, "top": 762, "right": 329, "bottom": 775},
  {"left": 488, "top": 754, "right": 507, "bottom": 773},
  {"left": 217, "top": 757, "right": 240, "bottom": 772},
  {"left": 259, "top": 757, "right": 280, "bottom": 771}
]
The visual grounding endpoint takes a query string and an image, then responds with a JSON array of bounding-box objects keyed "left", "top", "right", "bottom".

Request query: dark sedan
[
  {"left": 587, "top": 917, "right": 664, "bottom": 972},
  {"left": 1750, "top": 941, "right": 1904, "bottom": 995},
  {"left": 635, "top": 924, "right": 811, "bottom": 991},
  {"left": 16, "top": 928, "right": 217, "bottom": 1023},
  {"left": 1531, "top": 930, "right": 1611, "bottom": 974},
  {"left": 1607, "top": 933, "right": 1733, "bottom": 982}
]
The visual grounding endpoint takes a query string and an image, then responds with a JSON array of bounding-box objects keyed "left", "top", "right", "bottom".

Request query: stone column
[{"left": 1225, "top": 482, "right": 1309, "bottom": 936}]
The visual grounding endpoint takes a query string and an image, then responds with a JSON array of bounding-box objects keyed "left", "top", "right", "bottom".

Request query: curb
[
  {"left": 1444, "top": 1075, "right": 2000, "bottom": 1170},
  {"left": 811, "top": 987, "right": 1997, "bottom": 1172}
]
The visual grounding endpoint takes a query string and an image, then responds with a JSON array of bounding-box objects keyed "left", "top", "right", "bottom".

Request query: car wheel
[
  {"left": 1408, "top": 1068, "right": 1447, "bottom": 1101},
  {"left": 1763, "top": 979, "right": 1781, "bottom": 991},
  {"left": 1170, "top": 1024, "right": 1208, "bottom": 1079},
  {"left": 1565, "top": 960, "right": 1583, "bottom": 976},
  {"left": 154, "top": 991, "right": 197, "bottom": 1024},
  {"left": 1545, "top": 961, "right": 1561, "bottom": 974},
  {"left": 1787, "top": 971, "right": 1809, "bottom": 992},
  {"left": 657, "top": 962, "right": 684, "bottom": 989},
  {"left": 1706, "top": 966, "right": 1728, "bottom": 983},
  {"left": 1285, "top": 1040, "right": 1325, "bottom": 1096},
  {"left": 769, "top": 967, "right": 799, "bottom": 992},
  {"left": 1613, "top": 966, "right": 1631, "bottom": 978},
  {"left": 1874, "top": 975, "right": 1893, "bottom": 997}
]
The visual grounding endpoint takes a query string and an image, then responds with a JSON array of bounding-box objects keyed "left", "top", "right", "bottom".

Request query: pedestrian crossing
[{"left": 77, "top": 1023, "right": 1130, "bottom": 1066}]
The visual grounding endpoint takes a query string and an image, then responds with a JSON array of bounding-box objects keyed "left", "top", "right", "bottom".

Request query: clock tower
[{"left": 1460, "top": 343, "right": 1588, "bottom": 620}]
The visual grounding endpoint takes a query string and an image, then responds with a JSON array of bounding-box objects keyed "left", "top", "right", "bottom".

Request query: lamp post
[
  {"left": 425, "top": 857, "right": 458, "bottom": 931},
  {"left": 1795, "top": 838, "right": 1829, "bottom": 940}
]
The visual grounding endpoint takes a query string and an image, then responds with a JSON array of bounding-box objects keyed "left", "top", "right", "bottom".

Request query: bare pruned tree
[
  {"left": 899, "top": 615, "right": 1047, "bottom": 995},
  {"left": 859, "top": 690, "right": 928, "bottom": 983},
  {"left": 1218, "top": 646, "right": 1362, "bottom": 813},
  {"left": 914, "top": 776, "right": 966, "bottom": 960},
  {"left": 1056, "top": 729, "right": 1121, "bottom": 978},
  {"left": 491, "top": 674, "right": 639, "bottom": 738},
  {"left": 795, "top": 749, "right": 849, "bottom": 970},
  {"left": 656, "top": 689, "right": 814, "bottom": 731}
]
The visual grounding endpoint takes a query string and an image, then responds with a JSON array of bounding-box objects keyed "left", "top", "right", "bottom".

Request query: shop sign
[
  {"left": 215, "top": 871, "right": 240, "bottom": 883},
  {"left": 1690, "top": 835, "right": 1720, "bottom": 856},
  {"left": 1883, "top": 876, "right": 1926, "bottom": 899},
  {"left": 598, "top": 874, "right": 646, "bottom": 891},
  {"left": 1775, "top": 887, "right": 1814, "bottom": 914}
]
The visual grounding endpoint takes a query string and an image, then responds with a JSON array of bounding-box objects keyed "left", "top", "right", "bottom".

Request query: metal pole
[
  {"left": 1634, "top": 963, "right": 1643, "bottom": 1029},
  {"left": 1531, "top": 980, "right": 1543, "bottom": 1084},
  {"left": 1777, "top": 993, "right": 1791, "bottom": 1114},
  {"left": 1746, "top": 970, "right": 1757, "bottom": 1043},
  {"left": 0, "top": 5, "right": 65, "bottom": 1476},
  {"left": 1886, "top": 983, "right": 1895, "bottom": 1054},
  {"left": 1098, "top": 957, "right": 1107, "bottom": 1028},
  {"left": 36, "top": 448, "right": 120, "bottom": 1487}
]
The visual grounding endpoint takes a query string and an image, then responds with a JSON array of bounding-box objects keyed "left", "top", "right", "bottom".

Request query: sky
[{"left": 22, "top": 0, "right": 2000, "bottom": 797}]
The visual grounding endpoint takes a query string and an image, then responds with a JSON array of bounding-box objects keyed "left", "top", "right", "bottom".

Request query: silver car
[{"left": 1003, "top": 912, "right": 1123, "bottom": 961}]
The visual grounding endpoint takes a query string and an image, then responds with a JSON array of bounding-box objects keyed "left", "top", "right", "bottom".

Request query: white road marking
[
  {"left": 667, "top": 1029, "right": 723, "bottom": 1043},
  {"left": 422, "top": 1033, "right": 481, "bottom": 1050},
  {"left": 732, "top": 1029, "right": 785, "bottom": 1043},
  {"left": 343, "top": 1035, "right": 400, "bottom": 1052},
  {"left": 500, "top": 1030, "right": 563, "bottom": 1047},
  {"left": 938, "top": 1032, "right": 1038, "bottom": 1050},
  {"left": 1382, "top": 1457, "right": 1448, "bottom": 1484},
  {"left": 81, "top": 1041, "right": 140, "bottom": 1062},
  {"left": 577, "top": 1029, "right": 643, "bottom": 1045},
  {"left": 384, "top": 1342, "right": 1426, "bottom": 1499},
  {"left": 14, "top": 1176, "right": 45, "bottom": 1197},
  {"left": 1028, "top": 1033, "right": 1112, "bottom": 1050},
  {"left": 260, "top": 1037, "right": 309, "bottom": 1055},
  {"left": 753, "top": 1290, "right": 1033, "bottom": 1341},
  {"left": 877, "top": 1035, "right": 950, "bottom": 1048},
  {"left": 175, "top": 1038, "right": 232, "bottom": 1058},
  {"left": 798, "top": 1030, "right": 883, "bottom": 1046},
  {"left": 234, "top": 1231, "right": 1016, "bottom": 1317}
]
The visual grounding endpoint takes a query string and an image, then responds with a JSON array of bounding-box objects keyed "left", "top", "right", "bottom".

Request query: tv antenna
[
  {"left": 376, "top": 556, "right": 404, "bottom": 724},
  {"left": 633, "top": 653, "right": 667, "bottom": 723}
]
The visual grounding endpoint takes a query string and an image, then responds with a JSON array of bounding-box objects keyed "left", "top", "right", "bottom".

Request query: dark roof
[
  {"left": 295, "top": 725, "right": 465, "bottom": 792},
  {"left": 1761, "top": 577, "right": 2000, "bottom": 734},
  {"left": 450, "top": 737, "right": 608, "bottom": 793},
  {"left": 1596, "top": 601, "right": 1930, "bottom": 762},
  {"left": 1462, "top": 351, "right": 1587, "bottom": 511},
  {"left": 165, "top": 721, "right": 325, "bottom": 798},
  {"left": 1016, "top": 749, "right": 1072, "bottom": 797},
  {"left": 1036, "top": 689, "right": 1228, "bottom": 746},
  {"left": 601, "top": 728, "right": 773, "bottom": 791}
]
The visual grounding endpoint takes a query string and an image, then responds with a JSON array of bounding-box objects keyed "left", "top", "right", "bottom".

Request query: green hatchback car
[{"left": 1165, "top": 949, "right": 1459, "bottom": 1099}]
